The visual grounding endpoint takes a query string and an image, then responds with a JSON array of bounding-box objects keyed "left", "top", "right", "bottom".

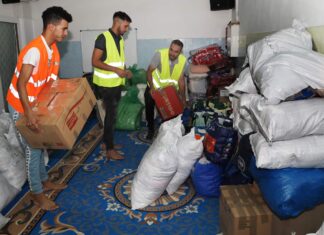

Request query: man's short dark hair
[
  {"left": 113, "top": 11, "right": 132, "bottom": 23},
  {"left": 171, "top": 39, "right": 184, "bottom": 49},
  {"left": 42, "top": 6, "right": 72, "bottom": 29}
]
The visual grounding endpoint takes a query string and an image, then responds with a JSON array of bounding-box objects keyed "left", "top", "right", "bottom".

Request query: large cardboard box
[
  {"left": 151, "top": 86, "right": 184, "bottom": 120},
  {"left": 220, "top": 184, "right": 273, "bottom": 235},
  {"left": 271, "top": 203, "right": 324, "bottom": 235},
  {"left": 16, "top": 78, "right": 96, "bottom": 149},
  {"left": 220, "top": 184, "right": 324, "bottom": 235}
]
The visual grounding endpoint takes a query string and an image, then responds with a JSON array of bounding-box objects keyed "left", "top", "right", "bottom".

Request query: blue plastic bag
[
  {"left": 203, "top": 115, "right": 238, "bottom": 163},
  {"left": 249, "top": 157, "right": 324, "bottom": 219},
  {"left": 191, "top": 157, "right": 223, "bottom": 197}
]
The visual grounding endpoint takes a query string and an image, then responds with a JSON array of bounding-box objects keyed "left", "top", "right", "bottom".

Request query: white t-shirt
[{"left": 22, "top": 35, "right": 53, "bottom": 75}]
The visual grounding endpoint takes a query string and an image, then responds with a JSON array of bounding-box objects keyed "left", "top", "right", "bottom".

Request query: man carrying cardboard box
[{"left": 6, "top": 6, "right": 72, "bottom": 211}]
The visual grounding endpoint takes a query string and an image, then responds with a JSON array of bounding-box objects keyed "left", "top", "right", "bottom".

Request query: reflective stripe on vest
[
  {"left": 93, "top": 31, "right": 126, "bottom": 87},
  {"left": 151, "top": 48, "right": 186, "bottom": 90},
  {"left": 9, "top": 84, "right": 36, "bottom": 102},
  {"left": 6, "top": 35, "right": 60, "bottom": 113}
]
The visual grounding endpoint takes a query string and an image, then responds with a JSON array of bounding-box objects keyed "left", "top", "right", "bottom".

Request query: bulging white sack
[
  {"left": 254, "top": 51, "right": 324, "bottom": 104},
  {"left": 226, "top": 68, "right": 257, "bottom": 95},
  {"left": 0, "top": 136, "right": 26, "bottom": 190},
  {"left": 131, "top": 117, "right": 182, "bottom": 210},
  {"left": 246, "top": 96, "right": 324, "bottom": 142},
  {"left": 166, "top": 129, "right": 203, "bottom": 195},
  {"left": 250, "top": 132, "right": 324, "bottom": 169},
  {"left": 0, "top": 213, "right": 10, "bottom": 230},
  {"left": 247, "top": 19, "right": 312, "bottom": 77},
  {"left": 0, "top": 173, "right": 19, "bottom": 212},
  {"left": 230, "top": 95, "right": 255, "bottom": 135}
]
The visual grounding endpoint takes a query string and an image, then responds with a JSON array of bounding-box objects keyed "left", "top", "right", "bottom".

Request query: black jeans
[
  {"left": 144, "top": 86, "right": 155, "bottom": 133},
  {"left": 97, "top": 86, "right": 122, "bottom": 150}
]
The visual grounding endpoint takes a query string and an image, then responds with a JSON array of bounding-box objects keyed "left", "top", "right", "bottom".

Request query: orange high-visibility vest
[{"left": 7, "top": 35, "right": 60, "bottom": 113}]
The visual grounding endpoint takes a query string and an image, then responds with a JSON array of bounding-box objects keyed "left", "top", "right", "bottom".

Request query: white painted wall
[
  {"left": 238, "top": 0, "right": 324, "bottom": 35},
  {"left": 29, "top": 0, "right": 231, "bottom": 41}
]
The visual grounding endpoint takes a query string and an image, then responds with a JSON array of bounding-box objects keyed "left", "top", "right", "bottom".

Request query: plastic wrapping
[
  {"left": 191, "top": 157, "right": 223, "bottom": 197},
  {"left": 250, "top": 132, "right": 324, "bottom": 169},
  {"left": 249, "top": 157, "right": 324, "bottom": 219}
]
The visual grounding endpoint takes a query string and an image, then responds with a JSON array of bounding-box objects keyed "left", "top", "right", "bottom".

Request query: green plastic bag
[
  {"left": 129, "top": 64, "right": 147, "bottom": 85},
  {"left": 116, "top": 101, "right": 143, "bottom": 130},
  {"left": 116, "top": 86, "right": 144, "bottom": 130}
]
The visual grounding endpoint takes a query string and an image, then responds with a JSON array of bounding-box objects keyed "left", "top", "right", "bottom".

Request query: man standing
[
  {"left": 6, "top": 6, "right": 72, "bottom": 211},
  {"left": 144, "top": 40, "right": 187, "bottom": 140},
  {"left": 92, "top": 11, "right": 133, "bottom": 161}
]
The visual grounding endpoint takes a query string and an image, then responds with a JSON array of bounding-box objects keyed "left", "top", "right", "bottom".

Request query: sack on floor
[
  {"left": 166, "top": 129, "right": 203, "bottom": 195},
  {"left": 204, "top": 116, "right": 238, "bottom": 163},
  {"left": 249, "top": 157, "right": 324, "bottom": 219},
  {"left": 0, "top": 213, "right": 10, "bottom": 230},
  {"left": 116, "top": 87, "right": 144, "bottom": 131},
  {"left": 245, "top": 95, "right": 324, "bottom": 142},
  {"left": 0, "top": 173, "right": 19, "bottom": 212},
  {"left": 131, "top": 117, "right": 182, "bottom": 210},
  {"left": 191, "top": 156, "right": 223, "bottom": 197},
  {"left": 250, "top": 132, "right": 324, "bottom": 169}
]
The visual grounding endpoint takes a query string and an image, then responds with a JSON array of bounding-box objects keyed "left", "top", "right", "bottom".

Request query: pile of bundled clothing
[{"left": 228, "top": 19, "right": 324, "bottom": 219}]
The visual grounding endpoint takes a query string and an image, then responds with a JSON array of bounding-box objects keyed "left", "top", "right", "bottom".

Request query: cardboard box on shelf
[
  {"left": 220, "top": 184, "right": 324, "bottom": 235},
  {"left": 16, "top": 78, "right": 96, "bottom": 149}
]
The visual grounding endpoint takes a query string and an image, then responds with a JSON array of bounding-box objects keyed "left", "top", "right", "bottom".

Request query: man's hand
[
  {"left": 115, "top": 68, "right": 133, "bottom": 79},
  {"left": 25, "top": 110, "right": 39, "bottom": 132},
  {"left": 125, "top": 70, "right": 133, "bottom": 79}
]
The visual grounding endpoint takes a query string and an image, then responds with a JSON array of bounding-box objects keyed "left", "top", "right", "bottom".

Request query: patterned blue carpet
[{"left": 28, "top": 128, "right": 220, "bottom": 235}]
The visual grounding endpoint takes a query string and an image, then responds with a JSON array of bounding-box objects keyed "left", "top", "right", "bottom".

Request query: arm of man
[
  {"left": 178, "top": 73, "right": 186, "bottom": 105},
  {"left": 146, "top": 52, "right": 160, "bottom": 91},
  {"left": 17, "top": 64, "right": 39, "bottom": 131},
  {"left": 146, "top": 64, "right": 156, "bottom": 91},
  {"left": 92, "top": 48, "right": 129, "bottom": 78}
]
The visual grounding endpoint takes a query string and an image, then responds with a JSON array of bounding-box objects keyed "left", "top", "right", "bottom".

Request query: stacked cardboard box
[
  {"left": 220, "top": 184, "right": 324, "bottom": 235},
  {"left": 16, "top": 78, "right": 96, "bottom": 149}
]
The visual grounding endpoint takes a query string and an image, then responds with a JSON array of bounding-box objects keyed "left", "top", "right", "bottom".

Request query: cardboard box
[
  {"left": 220, "top": 184, "right": 273, "bottom": 235},
  {"left": 151, "top": 86, "right": 184, "bottom": 120},
  {"left": 272, "top": 203, "right": 324, "bottom": 235},
  {"left": 16, "top": 78, "right": 96, "bottom": 149},
  {"left": 220, "top": 184, "right": 324, "bottom": 235}
]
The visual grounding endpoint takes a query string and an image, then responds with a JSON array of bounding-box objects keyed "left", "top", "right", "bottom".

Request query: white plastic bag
[
  {"left": 254, "top": 51, "right": 324, "bottom": 104},
  {"left": 0, "top": 213, "right": 10, "bottom": 230},
  {"left": 226, "top": 68, "right": 257, "bottom": 95},
  {"left": 131, "top": 131, "right": 178, "bottom": 210},
  {"left": 250, "top": 133, "right": 324, "bottom": 169},
  {"left": 247, "top": 97, "right": 324, "bottom": 142},
  {"left": 0, "top": 174, "right": 19, "bottom": 211},
  {"left": 131, "top": 117, "right": 182, "bottom": 210},
  {"left": 166, "top": 129, "right": 203, "bottom": 195},
  {"left": 230, "top": 95, "right": 256, "bottom": 135},
  {"left": 247, "top": 19, "right": 312, "bottom": 77},
  {"left": 0, "top": 136, "right": 26, "bottom": 190}
]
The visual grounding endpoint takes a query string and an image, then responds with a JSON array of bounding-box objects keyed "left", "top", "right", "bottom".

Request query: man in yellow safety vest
[{"left": 92, "top": 11, "right": 133, "bottom": 160}]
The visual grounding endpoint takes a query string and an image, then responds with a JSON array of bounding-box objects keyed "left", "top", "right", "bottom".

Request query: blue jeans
[{"left": 8, "top": 104, "right": 48, "bottom": 194}]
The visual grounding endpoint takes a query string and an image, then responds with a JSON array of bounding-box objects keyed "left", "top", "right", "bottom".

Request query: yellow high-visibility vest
[
  {"left": 93, "top": 31, "right": 125, "bottom": 87},
  {"left": 151, "top": 48, "right": 186, "bottom": 90}
]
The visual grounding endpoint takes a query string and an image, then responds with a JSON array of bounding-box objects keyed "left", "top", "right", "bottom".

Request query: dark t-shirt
[{"left": 94, "top": 29, "right": 121, "bottom": 61}]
